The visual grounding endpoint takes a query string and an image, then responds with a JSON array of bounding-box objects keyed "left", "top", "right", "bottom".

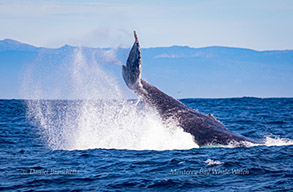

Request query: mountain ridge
[
  {"left": 0, "top": 39, "right": 292, "bottom": 99},
  {"left": 1, "top": 38, "right": 293, "bottom": 53}
]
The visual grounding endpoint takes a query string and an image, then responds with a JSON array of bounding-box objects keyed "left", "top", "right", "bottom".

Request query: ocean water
[{"left": 0, "top": 98, "right": 292, "bottom": 191}]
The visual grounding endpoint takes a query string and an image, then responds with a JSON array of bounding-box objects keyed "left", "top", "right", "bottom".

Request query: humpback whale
[{"left": 122, "top": 31, "right": 259, "bottom": 147}]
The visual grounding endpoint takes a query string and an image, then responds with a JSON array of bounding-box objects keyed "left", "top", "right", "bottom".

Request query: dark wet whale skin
[{"left": 122, "top": 32, "right": 259, "bottom": 147}]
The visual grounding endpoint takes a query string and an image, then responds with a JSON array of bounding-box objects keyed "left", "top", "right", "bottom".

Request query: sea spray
[{"left": 23, "top": 47, "right": 197, "bottom": 150}]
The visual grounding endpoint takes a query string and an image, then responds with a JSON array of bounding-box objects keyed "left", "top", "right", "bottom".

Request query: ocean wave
[{"left": 204, "top": 159, "right": 223, "bottom": 166}]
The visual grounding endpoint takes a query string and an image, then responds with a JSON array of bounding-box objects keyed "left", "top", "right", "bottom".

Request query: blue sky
[{"left": 1, "top": 0, "right": 293, "bottom": 50}]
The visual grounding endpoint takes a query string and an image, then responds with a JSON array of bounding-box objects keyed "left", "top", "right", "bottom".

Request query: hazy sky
[{"left": 1, "top": 0, "right": 293, "bottom": 50}]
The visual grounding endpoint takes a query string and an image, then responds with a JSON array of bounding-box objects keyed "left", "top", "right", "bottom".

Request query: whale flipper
[
  {"left": 122, "top": 31, "right": 260, "bottom": 147},
  {"left": 122, "top": 31, "right": 142, "bottom": 90},
  {"left": 122, "top": 32, "right": 190, "bottom": 119}
]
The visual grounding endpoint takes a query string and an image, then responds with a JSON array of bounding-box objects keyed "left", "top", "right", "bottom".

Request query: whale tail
[{"left": 122, "top": 31, "right": 142, "bottom": 90}]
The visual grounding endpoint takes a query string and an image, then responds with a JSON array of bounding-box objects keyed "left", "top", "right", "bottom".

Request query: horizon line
[{"left": 1, "top": 96, "right": 293, "bottom": 101}]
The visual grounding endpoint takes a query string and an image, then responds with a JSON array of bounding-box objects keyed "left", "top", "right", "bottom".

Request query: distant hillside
[{"left": 0, "top": 39, "right": 292, "bottom": 99}]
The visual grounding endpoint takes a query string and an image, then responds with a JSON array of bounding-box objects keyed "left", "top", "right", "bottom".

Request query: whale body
[{"left": 122, "top": 32, "right": 259, "bottom": 147}]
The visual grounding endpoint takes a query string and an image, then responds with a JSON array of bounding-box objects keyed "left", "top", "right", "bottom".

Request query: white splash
[
  {"left": 263, "top": 135, "right": 293, "bottom": 146},
  {"left": 24, "top": 47, "right": 197, "bottom": 151},
  {"left": 205, "top": 159, "right": 223, "bottom": 166},
  {"left": 215, "top": 135, "right": 293, "bottom": 148}
]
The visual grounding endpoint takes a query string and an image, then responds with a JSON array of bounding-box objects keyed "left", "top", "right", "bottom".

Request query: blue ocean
[{"left": 0, "top": 98, "right": 292, "bottom": 191}]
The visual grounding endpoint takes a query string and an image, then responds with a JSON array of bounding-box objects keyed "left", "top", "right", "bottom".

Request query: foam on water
[
  {"left": 23, "top": 47, "right": 197, "bottom": 151},
  {"left": 204, "top": 159, "right": 223, "bottom": 166},
  {"left": 263, "top": 135, "right": 293, "bottom": 146},
  {"left": 215, "top": 135, "right": 293, "bottom": 148}
]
